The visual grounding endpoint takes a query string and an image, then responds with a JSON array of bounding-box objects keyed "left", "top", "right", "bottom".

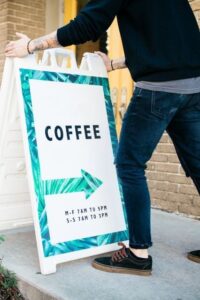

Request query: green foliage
[
  {"left": 0, "top": 259, "right": 25, "bottom": 300},
  {"left": 0, "top": 263, "right": 17, "bottom": 289}
]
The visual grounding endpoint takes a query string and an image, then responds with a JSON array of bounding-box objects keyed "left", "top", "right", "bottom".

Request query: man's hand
[
  {"left": 94, "top": 51, "right": 113, "bottom": 72},
  {"left": 95, "top": 51, "right": 127, "bottom": 72},
  {"left": 5, "top": 31, "right": 60, "bottom": 58},
  {"left": 5, "top": 32, "right": 30, "bottom": 58}
]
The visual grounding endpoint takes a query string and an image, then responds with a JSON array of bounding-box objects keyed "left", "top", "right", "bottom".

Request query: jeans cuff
[{"left": 129, "top": 242, "right": 153, "bottom": 249}]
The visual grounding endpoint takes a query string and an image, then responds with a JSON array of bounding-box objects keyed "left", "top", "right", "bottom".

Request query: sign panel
[
  {"left": 14, "top": 51, "right": 128, "bottom": 274},
  {"left": 0, "top": 58, "right": 33, "bottom": 230}
]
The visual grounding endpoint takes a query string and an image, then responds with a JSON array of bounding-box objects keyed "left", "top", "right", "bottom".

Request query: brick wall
[
  {"left": 0, "top": 0, "right": 45, "bottom": 81},
  {"left": 147, "top": 0, "right": 200, "bottom": 219}
]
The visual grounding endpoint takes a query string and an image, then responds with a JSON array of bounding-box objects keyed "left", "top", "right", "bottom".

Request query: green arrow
[{"left": 43, "top": 169, "right": 103, "bottom": 199}]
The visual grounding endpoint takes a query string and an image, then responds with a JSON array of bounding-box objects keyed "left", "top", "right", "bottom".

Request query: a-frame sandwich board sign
[{"left": 0, "top": 49, "right": 128, "bottom": 274}]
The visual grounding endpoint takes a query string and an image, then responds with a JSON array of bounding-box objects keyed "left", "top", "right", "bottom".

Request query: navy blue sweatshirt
[{"left": 57, "top": 0, "right": 200, "bottom": 82}]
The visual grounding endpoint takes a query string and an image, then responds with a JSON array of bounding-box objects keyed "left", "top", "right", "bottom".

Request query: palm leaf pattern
[{"left": 20, "top": 68, "right": 128, "bottom": 257}]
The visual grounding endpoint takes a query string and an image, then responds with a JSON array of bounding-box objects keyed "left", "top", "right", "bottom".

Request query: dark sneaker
[
  {"left": 92, "top": 243, "right": 152, "bottom": 276},
  {"left": 187, "top": 250, "right": 200, "bottom": 264}
]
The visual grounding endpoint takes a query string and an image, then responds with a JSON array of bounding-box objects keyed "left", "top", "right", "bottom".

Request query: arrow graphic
[{"left": 43, "top": 169, "right": 103, "bottom": 199}]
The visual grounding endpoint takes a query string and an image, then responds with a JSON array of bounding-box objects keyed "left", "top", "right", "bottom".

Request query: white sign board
[{"left": 0, "top": 50, "right": 128, "bottom": 274}]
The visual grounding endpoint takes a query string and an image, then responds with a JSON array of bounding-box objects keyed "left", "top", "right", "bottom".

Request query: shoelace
[{"left": 111, "top": 242, "right": 128, "bottom": 262}]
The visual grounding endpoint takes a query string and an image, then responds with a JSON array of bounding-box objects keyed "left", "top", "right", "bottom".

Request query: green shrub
[
  {"left": 0, "top": 237, "right": 25, "bottom": 300},
  {"left": 0, "top": 260, "right": 25, "bottom": 300}
]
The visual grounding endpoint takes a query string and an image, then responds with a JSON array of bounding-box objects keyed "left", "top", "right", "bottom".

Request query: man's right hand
[
  {"left": 94, "top": 51, "right": 113, "bottom": 72},
  {"left": 95, "top": 52, "right": 127, "bottom": 72}
]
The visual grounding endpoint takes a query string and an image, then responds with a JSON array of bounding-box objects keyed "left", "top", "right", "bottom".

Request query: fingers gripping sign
[
  {"left": 94, "top": 51, "right": 113, "bottom": 72},
  {"left": 5, "top": 32, "right": 31, "bottom": 58},
  {"left": 94, "top": 51, "right": 126, "bottom": 72}
]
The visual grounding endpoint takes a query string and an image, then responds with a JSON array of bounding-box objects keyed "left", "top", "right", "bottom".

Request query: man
[{"left": 5, "top": 0, "right": 200, "bottom": 276}]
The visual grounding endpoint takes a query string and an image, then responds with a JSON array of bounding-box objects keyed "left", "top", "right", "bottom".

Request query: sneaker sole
[
  {"left": 92, "top": 261, "right": 152, "bottom": 276},
  {"left": 187, "top": 253, "right": 200, "bottom": 264}
]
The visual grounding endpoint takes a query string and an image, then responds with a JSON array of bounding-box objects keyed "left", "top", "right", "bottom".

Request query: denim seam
[{"left": 151, "top": 90, "right": 165, "bottom": 119}]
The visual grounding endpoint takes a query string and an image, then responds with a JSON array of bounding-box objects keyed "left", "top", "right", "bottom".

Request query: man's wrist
[
  {"left": 27, "top": 40, "right": 34, "bottom": 54},
  {"left": 111, "top": 60, "right": 115, "bottom": 71},
  {"left": 110, "top": 58, "right": 126, "bottom": 71},
  {"left": 28, "top": 40, "right": 35, "bottom": 53}
]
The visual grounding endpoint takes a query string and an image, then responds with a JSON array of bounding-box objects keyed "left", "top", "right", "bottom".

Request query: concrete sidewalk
[{"left": 0, "top": 209, "right": 200, "bottom": 300}]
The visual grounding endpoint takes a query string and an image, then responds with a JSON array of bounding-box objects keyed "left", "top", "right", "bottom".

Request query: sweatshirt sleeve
[{"left": 57, "top": 0, "right": 126, "bottom": 47}]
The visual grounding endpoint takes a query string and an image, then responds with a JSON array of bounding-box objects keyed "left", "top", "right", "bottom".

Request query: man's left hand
[{"left": 5, "top": 32, "right": 30, "bottom": 58}]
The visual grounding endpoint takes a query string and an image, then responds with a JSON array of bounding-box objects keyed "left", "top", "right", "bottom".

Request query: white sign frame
[{"left": 1, "top": 50, "right": 128, "bottom": 274}]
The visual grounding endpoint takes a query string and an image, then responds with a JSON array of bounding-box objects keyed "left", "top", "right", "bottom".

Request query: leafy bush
[
  {"left": 0, "top": 260, "right": 25, "bottom": 300},
  {"left": 0, "top": 237, "right": 25, "bottom": 300}
]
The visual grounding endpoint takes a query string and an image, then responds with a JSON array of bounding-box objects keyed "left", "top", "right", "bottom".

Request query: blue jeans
[{"left": 115, "top": 88, "right": 200, "bottom": 249}]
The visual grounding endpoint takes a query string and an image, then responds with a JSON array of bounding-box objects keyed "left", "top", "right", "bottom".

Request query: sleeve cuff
[{"left": 57, "top": 26, "right": 71, "bottom": 47}]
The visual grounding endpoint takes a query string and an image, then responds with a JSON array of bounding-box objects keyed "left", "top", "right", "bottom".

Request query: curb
[{"left": 17, "top": 276, "right": 64, "bottom": 300}]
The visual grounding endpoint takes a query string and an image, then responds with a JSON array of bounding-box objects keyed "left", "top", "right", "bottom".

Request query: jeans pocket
[
  {"left": 134, "top": 87, "right": 143, "bottom": 97},
  {"left": 151, "top": 91, "right": 179, "bottom": 120}
]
